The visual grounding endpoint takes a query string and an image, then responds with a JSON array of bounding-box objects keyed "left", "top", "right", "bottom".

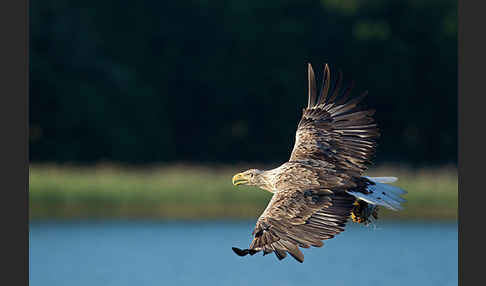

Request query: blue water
[{"left": 30, "top": 220, "right": 457, "bottom": 286}]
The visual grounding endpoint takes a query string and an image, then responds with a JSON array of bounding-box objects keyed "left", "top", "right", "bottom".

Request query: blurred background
[{"left": 29, "top": 0, "right": 457, "bottom": 286}]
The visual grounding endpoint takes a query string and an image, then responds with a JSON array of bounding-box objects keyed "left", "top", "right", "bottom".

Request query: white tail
[
  {"left": 346, "top": 176, "right": 407, "bottom": 211},
  {"left": 363, "top": 176, "right": 398, "bottom": 183}
]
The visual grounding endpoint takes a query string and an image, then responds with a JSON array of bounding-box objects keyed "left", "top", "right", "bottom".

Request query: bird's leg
[{"left": 350, "top": 200, "right": 367, "bottom": 224}]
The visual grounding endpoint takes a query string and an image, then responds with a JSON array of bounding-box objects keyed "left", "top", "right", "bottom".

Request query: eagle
[{"left": 231, "top": 63, "right": 407, "bottom": 263}]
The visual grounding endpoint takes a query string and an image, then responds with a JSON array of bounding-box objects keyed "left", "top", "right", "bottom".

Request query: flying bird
[{"left": 231, "top": 63, "right": 407, "bottom": 263}]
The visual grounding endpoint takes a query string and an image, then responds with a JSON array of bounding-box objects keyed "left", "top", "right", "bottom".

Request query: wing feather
[
  {"left": 290, "top": 64, "right": 379, "bottom": 177},
  {"left": 317, "top": 64, "right": 331, "bottom": 105},
  {"left": 235, "top": 189, "right": 355, "bottom": 263},
  {"left": 307, "top": 63, "right": 317, "bottom": 108}
]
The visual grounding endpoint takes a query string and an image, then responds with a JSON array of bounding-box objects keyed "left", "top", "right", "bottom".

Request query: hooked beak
[{"left": 232, "top": 173, "right": 249, "bottom": 186}]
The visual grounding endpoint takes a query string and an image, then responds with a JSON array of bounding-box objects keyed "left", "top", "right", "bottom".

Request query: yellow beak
[{"left": 232, "top": 173, "right": 248, "bottom": 186}]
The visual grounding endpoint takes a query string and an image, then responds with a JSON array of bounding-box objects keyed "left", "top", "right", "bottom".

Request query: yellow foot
[
  {"left": 351, "top": 200, "right": 365, "bottom": 223},
  {"left": 350, "top": 212, "right": 364, "bottom": 223}
]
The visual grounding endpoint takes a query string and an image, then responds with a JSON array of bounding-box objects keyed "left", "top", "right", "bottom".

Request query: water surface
[{"left": 30, "top": 220, "right": 457, "bottom": 286}]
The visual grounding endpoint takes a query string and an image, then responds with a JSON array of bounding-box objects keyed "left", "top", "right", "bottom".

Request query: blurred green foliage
[
  {"left": 29, "top": 164, "right": 457, "bottom": 220},
  {"left": 30, "top": 0, "right": 457, "bottom": 165}
]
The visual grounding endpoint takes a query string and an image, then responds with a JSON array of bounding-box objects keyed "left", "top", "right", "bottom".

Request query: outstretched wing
[
  {"left": 232, "top": 188, "right": 355, "bottom": 263},
  {"left": 289, "top": 64, "right": 380, "bottom": 177}
]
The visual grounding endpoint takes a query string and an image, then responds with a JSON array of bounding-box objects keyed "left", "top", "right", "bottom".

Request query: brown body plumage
[{"left": 231, "top": 64, "right": 406, "bottom": 263}]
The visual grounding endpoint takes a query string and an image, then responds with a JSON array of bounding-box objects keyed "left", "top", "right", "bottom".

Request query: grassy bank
[{"left": 29, "top": 164, "right": 457, "bottom": 220}]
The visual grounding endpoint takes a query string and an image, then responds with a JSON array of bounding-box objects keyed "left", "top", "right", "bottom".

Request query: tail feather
[
  {"left": 363, "top": 176, "right": 398, "bottom": 183},
  {"left": 346, "top": 176, "right": 407, "bottom": 211}
]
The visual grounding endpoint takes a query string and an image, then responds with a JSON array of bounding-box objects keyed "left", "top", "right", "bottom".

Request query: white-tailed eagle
[{"left": 231, "top": 63, "right": 407, "bottom": 263}]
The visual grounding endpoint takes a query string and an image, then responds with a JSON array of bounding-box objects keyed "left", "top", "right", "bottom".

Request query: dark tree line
[{"left": 30, "top": 0, "right": 457, "bottom": 166}]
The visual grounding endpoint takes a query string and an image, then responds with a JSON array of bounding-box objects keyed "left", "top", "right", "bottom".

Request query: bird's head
[{"left": 232, "top": 169, "right": 264, "bottom": 187}]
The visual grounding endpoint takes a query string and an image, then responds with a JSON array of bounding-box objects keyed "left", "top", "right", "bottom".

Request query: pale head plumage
[{"left": 232, "top": 169, "right": 276, "bottom": 192}]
